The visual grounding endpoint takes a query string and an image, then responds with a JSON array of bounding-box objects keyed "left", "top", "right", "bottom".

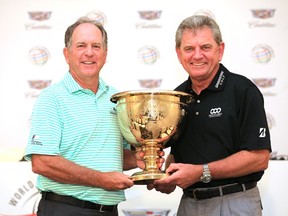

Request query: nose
[
  {"left": 193, "top": 47, "right": 203, "bottom": 58},
  {"left": 85, "top": 46, "right": 93, "bottom": 56}
]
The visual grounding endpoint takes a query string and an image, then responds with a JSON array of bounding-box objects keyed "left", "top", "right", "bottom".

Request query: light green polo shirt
[{"left": 25, "top": 72, "right": 129, "bottom": 205}]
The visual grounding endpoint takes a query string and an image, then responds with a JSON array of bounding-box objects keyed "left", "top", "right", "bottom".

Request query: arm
[
  {"left": 155, "top": 149, "right": 270, "bottom": 189},
  {"left": 208, "top": 149, "right": 270, "bottom": 179},
  {"left": 31, "top": 154, "right": 133, "bottom": 190}
]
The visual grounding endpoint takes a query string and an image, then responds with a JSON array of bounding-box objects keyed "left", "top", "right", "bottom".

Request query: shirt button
[
  {"left": 197, "top": 100, "right": 200, "bottom": 103},
  {"left": 196, "top": 112, "right": 199, "bottom": 115}
]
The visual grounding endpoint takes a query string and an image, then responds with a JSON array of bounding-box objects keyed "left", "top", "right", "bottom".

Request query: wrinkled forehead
[
  {"left": 181, "top": 27, "right": 215, "bottom": 43},
  {"left": 72, "top": 23, "right": 102, "bottom": 43}
]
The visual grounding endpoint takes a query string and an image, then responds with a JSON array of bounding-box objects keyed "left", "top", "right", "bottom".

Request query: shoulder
[
  {"left": 34, "top": 81, "right": 67, "bottom": 109},
  {"left": 107, "top": 85, "right": 119, "bottom": 95},
  {"left": 227, "top": 71, "right": 259, "bottom": 92},
  {"left": 229, "top": 72, "right": 254, "bottom": 86},
  {"left": 226, "top": 72, "right": 264, "bottom": 103},
  {"left": 220, "top": 64, "right": 255, "bottom": 89},
  {"left": 99, "top": 77, "right": 119, "bottom": 96},
  {"left": 219, "top": 64, "right": 263, "bottom": 101},
  {"left": 38, "top": 82, "right": 65, "bottom": 98}
]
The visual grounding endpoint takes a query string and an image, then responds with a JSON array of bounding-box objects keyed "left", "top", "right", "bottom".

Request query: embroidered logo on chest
[{"left": 208, "top": 107, "right": 222, "bottom": 118}]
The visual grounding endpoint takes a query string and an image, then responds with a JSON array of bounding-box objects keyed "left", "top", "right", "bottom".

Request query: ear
[
  {"left": 103, "top": 49, "right": 108, "bottom": 63},
  {"left": 63, "top": 47, "right": 69, "bottom": 64},
  {"left": 218, "top": 42, "right": 225, "bottom": 61},
  {"left": 175, "top": 47, "right": 181, "bottom": 63}
]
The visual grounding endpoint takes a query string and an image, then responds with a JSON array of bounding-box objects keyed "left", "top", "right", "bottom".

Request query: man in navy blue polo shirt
[{"left": 149, "top": 15, "right": 271, "bottom": 216}]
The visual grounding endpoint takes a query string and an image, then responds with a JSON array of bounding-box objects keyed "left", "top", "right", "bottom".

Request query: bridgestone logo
[{"left": 259, "top": 128, "right": 266, "bottom": 138}]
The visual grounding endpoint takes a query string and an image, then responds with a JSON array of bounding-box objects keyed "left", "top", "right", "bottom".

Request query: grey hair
[
  {"left": 64, "top": 16, "right": 108, "bottom": 50},
  {"left": 175, "top": 15, "right": 222, "bottom": 48}
]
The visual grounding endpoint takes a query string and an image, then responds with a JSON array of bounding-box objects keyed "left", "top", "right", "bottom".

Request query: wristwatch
[{"left": 200, "top": 164, "right": 212, "bottom": 183}]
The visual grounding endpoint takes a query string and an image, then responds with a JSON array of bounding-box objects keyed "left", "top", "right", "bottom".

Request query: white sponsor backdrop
[{"left": 0, "top": 0, "right": 287, "bottom": 215}]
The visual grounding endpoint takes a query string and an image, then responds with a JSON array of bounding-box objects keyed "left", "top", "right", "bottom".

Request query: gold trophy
[{"left": 111, "top": 90, "right": 193, "bottom": 184}]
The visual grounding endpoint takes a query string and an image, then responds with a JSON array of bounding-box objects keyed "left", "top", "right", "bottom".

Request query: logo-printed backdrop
[{"left": 0, "top": 0, "right": 287, "bottom": 215}]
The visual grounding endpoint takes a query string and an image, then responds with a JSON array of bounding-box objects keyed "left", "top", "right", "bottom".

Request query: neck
[
  {"left": 71, "top": 72, "right": 99, "bottom": 94},
  {"left": 191, "top": 64, "right": 220, "bottom": 95},
  {"left": 191, "top": 83, "right": 207, "bottom": 95}
]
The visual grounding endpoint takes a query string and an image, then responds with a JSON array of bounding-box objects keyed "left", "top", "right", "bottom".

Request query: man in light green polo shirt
[{"left": 25, "top": 16, "right": 157, "bottom": 216}]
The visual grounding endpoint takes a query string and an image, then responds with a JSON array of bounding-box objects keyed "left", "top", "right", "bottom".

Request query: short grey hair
[
  {"left": 175, "top": 15, "right": 223, "bottom": 48},
  {"left": 64, "top": 16, "right": 108, "bottom": 50}
]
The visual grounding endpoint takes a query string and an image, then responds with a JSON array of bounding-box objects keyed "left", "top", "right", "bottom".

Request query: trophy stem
[
  {"left": 132, "top": 141, "right": 166, "bottom": 184},
  {"left": 143, "top": 141, "right": 160, "bottom": 173}
]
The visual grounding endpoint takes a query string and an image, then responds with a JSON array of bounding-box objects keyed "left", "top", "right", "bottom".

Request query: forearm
[
  {"left": 159, "top": 150, "right": 270, "bottom": 189},
  {"left": 31, "top": 154, "right": 101, "bottom": 187},
  {"left": 209, "top": 149, "right": 270, "bottom": 179}
]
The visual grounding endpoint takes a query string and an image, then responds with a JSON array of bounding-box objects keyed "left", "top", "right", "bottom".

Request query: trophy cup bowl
[{"left": 111, "top": 90, "right": 193, "bottom": 184}]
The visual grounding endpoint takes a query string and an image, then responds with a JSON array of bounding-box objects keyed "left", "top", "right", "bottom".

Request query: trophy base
[{"left": 131, "top": 171, "right": 167, "bottom": 185}]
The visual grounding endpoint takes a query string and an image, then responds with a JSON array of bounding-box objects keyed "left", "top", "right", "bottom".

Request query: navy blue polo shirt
[{"left": 171, "top": 64, "right": 271, "bottom": 188}]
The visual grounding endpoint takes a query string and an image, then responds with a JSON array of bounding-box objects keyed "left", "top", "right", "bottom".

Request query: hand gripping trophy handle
[{"left": 111, "top": 90, "right": 193, "bottom": 184}]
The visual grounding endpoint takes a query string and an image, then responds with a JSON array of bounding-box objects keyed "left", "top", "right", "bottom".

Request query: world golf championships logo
[
  {"left": 251, "top": 44, "right": 274, "bottom": 64},
  {"left": 28, "top": 46, "right": 50, "bottom": 66},
  {"left": 86, "top": 10, "right": 107, "bottom": 26},
  {"left": 138, "top": 46, "right": 160, "bottom": 65}
]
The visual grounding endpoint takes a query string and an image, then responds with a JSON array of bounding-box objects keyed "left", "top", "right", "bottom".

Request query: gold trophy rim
[{"left": 110, "top": 89, "right": 192, "bottom": 103}]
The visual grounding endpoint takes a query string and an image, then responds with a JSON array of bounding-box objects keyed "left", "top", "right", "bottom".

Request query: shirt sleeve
[
  {"left": 25, "top": 89, "right": 62, "bottom": 160},
  {"left": 237, "top": 85, "right": 271, "bottom": 151}
]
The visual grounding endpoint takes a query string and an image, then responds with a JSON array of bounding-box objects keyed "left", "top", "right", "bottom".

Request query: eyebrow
[{"left": 75, "top": 41, "right": 102, "bottom": 46}]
